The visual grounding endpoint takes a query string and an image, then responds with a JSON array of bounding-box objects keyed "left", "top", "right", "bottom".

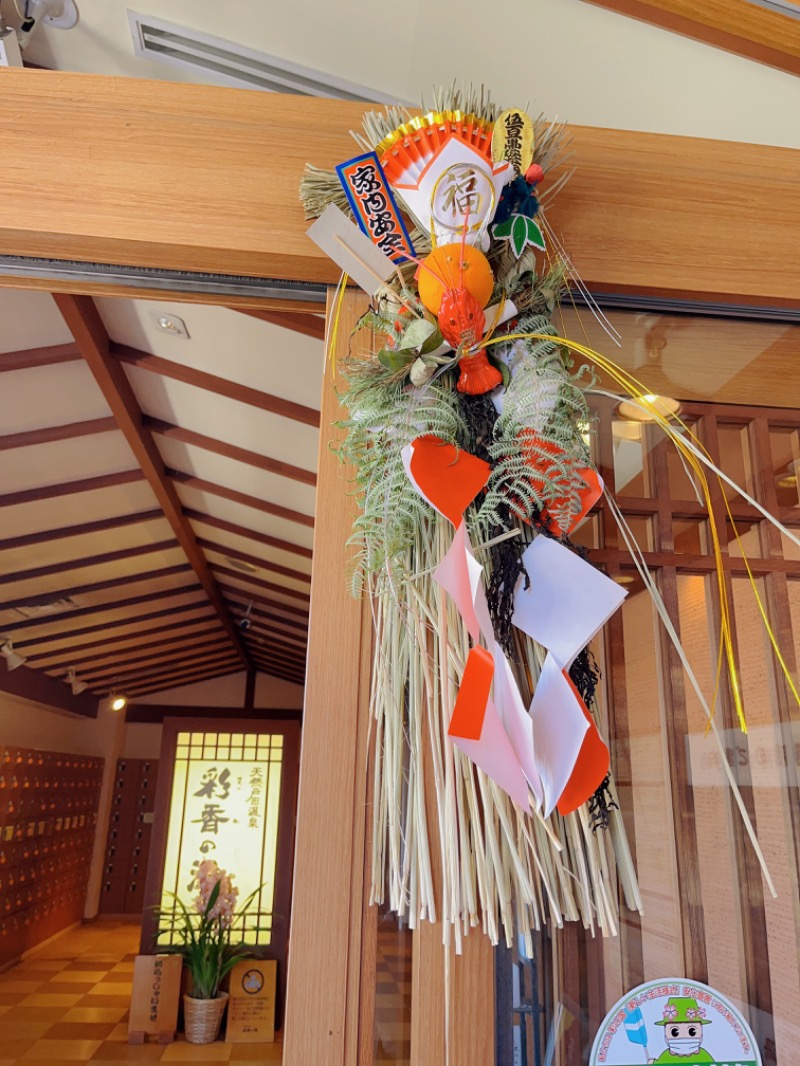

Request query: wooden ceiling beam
[
  {"left": 0, "top": 663, "right": 98, "bottom": 717},
  {"left": 0, "top": 562, "right": 191, "bottom": 613},
  {"left": 198, "top": 538, "right": 311, "bottom": 586},
  {"left": 24, "top": 617, "right": 221, "bottom": 666},
  {"left": 121, "top": 660, "right": 243, "bottom": 696},
  {"left": 213, "top": 565, "right": 311, "bottom": 605},
  {"left": 249, "top": 644, "right": 305, "bottom": 669},
  {"left": 220, "top": 584, "right": 309, "bottom": 620},
  {"left": 5, "top": 587, "right": 206, "bottom": 637},
  {"left": 171, "top": 472, "right": 315, "bottom": 525},
  {"left": 231, "top": 307, "right": 326, "bottom": 340},
  {"left": 54, "top": 294, "right": 251, "bottom": 669},
  {"left": 250, "top": 655, "right": 305, "bottom": 683},
  {"left": 102, "top": 648, "right": 240, "bottom": 687},
  {"left": 247, "top": 628, "right": 307, "bottom": 655},
  {"left": 0, "top": 538, "right": 178, "bottom": 587},
  {"left": 581, "top": 0, "right": 800, "bottom": 77},
  {"left": 0, "top": 509, "right": 164, "bottom": 553},
  {"left": 112, "top": 342, "right": 321, "bottom": 428},
  {"left": 78, "top": 640, "right": 233, "bottom": 685},
  {"left": 246, "top": 627, "right": 308, "bottom": 656},
  {"left": 0, "top": 416, "right": 118, "bottom": 451},
  {"left": 47, "top": 630, "right": 228, "bottom": 676},
  {"left": 245, "top": 604, "right": 308, "bottom": 633},
  {"left": 0, "top": 342, "right": 82, "bottom": 373},
  {"left": 185, "top": 510, "right": 313, "bottom": 560},
  {"left": 147, "top": 417, "right": 317, "bottom": 491},
  {"left": 0, "top": 468, "right": 144, "bottom": 507}
]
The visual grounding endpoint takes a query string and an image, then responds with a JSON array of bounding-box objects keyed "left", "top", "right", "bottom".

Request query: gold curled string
[
  {"left": 327, "top": 271, "right": 349, "bottom": 372},
  {"left": 480, "top": 330, "right": 800, "bottom": 733}
]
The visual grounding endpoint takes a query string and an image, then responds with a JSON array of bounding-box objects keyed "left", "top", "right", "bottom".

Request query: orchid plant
[{"left": 159, "top": 859, "right": 259, "bottom": 1000}]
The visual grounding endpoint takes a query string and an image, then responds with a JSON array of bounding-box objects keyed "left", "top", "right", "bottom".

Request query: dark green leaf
[
  {"left": 377, "top": 348, "right": 414, "bottom": 373},
  {"left": 525, "top": 218, "right": 546, "bottom": 251},
  {"left": 511, "top": 215, "right": 528, "bottom": 258},
  {"left": 493, "top": 217, "right": 513, "bottom": 238},
  {"left": 419, "top": 326, "right": 445, "bottom": 355}
]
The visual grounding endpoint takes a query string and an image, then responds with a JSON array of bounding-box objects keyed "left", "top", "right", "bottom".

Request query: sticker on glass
[{"left": 590, "top": 978, "right": 761, "bottom": 1065}]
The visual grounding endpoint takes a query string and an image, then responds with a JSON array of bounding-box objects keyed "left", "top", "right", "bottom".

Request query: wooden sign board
[
  {"left": 128, "top": 954, "right": 182, "bottom": 1044},
  {"left": 225, "top": 959, "right": 277, "bottom": 1043}
]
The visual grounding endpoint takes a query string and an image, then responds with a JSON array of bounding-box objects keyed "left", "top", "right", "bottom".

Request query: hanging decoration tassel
[{"left": 302, "top": 85, "right": 782, "bottom": 949}]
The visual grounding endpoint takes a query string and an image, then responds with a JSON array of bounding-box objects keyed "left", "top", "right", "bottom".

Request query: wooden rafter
[
  {"left": 0, "top": 538, "right": 178, "bottom": 587},
  {"left": 198, "top": 539, "right": 311, "bottom": 586},
  {"left": 53, "top": 294, "right": 252, "bottom": 669},
  {"left": 247, "top": 638, "right": 307, "bottom": 666},
  {"left": 231, "top": 307, "right": 326, "bottom": 340},
  {"left": 147, "top": 417, "right": 317, "bottom": 491},
  {"left": 171, "top": 472, "right": 314, "bottom": 525},
  {"left": 246, "top": 625, "right": 308, "bottom": 653},
  {"left": 123, "top": 663, "right": 244, "bottom": 697},
  {"left": 80, "top": 642, "right": 235, "bottom": 685},
  {"left": 98, "top": 647, "right": 239, "bottom": 685},
  {"left": 112, "top": 343, "right": 321, "bottom": 428},
  {"left": 185, "top": 510, "right": 312, "bottom": 560},
  {"left": 244, "top": 604, "right": 307, "bottom": 633},
  {"left": 250, "top": 657, "right": 305, "bottom": 683},
  {"left": 221, "top": 585, "right": 309, "bottom": 620},
  {"left": 581, "top": 0, "right": 800, "bottom": 76},
  {"left": 9, "top": 592, "right": 207, "bottom": 641},
  {"left": 0, "top": 342, "right": 82, "bottom": 372},
  {"left": 25, "top": 619, "right": 221, "bottom": 667},
  {"left": 0, "top": 562, "right": 192, "bottom": 613},
  {"left": 246, "top": 626, "right": 308, "bottom": 654},
  {"left": 0, "top": 509, "right": 164, "bottom": 552},
  {"left": 0, "top": 468, "right": 144, "bottom": 507},
  {"left": 249, "top": 650, "right": 305, "bottom": 673},
  {"left": 213, "top": 565, "right": 311, "bottom": 604},
  {"left": 48, "top": 631, "right": 229, "bottom": 676},
  {"left": 0, "top": 416, "right": 118, "bottom": 451}
]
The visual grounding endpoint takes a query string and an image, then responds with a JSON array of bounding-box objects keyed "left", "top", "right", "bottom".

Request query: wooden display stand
[
  {"left": 225, "top": 959, "right": 277, "bottom": 1043},
  {"left": 128, "top": 954, "right": 182, "bottom": 1045}
]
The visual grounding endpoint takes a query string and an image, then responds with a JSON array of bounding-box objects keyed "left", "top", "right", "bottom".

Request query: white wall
[
  {"left": 0, "top": 691, "right": 112, "bottom": 756},
  {"left": 21, "top": 0, "right": 800, "bottom": 149},
  {"left": 133, "top": 669, "right": 304, "bottom": 709}
]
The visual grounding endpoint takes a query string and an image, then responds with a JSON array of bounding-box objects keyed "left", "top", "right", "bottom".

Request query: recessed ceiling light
[
  {"left": 614, "top": 575, "right": 636, "bottom": 586},
  {"left": 150, "top": 309, "right": 190, "bottom": 338},
  {"left": 227, "top": 557, "right": 258, "bottom": 574},
  {"left": 110, "top": 693, "right": 128, "bottom": 711}
]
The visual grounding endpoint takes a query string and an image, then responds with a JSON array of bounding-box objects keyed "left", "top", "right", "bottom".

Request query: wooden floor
[{"left": 0, "top": 918, "right": 281, "bottom": 1064}]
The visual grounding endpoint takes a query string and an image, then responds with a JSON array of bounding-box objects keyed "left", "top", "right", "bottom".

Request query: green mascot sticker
[{"left": 589, "top": 979, "right": 761, "bottom": 1066}]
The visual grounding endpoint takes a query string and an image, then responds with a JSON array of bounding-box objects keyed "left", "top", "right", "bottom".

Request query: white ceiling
[
  {"left": 16, "top": 0, "right": 800, "bottom": 149},
  {"left": 0, "top": 289, "right": 321, "bottom": 699}
]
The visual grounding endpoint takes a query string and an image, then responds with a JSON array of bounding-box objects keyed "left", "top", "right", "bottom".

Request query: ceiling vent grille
[
  {"left": 12, "top": 596, "right": 80, "bottom": 619},
  {"left": 127, "top": 12, "right": 404, "bottom": 104}
]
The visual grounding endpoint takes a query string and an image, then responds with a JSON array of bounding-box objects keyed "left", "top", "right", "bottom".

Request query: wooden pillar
[
  {"left": 283, "top": 290, "right": 374, "bottom": 1065},
  {"left": 285, "top": 288, "right": 495, "bottom": 1064}
]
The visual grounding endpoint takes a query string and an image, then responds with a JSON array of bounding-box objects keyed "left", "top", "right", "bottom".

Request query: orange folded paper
[
  {"left": 448, "top": 646, "right": 494, "bottom": 741},
  {"left": 555, "top": 672, "right": 609, "bottom": 816},
  {"left": 405, "top": 435, "right": 491, "bottom": 527},
  {"left": 518, "top": 433, "right": 603, "bottom": 536}
]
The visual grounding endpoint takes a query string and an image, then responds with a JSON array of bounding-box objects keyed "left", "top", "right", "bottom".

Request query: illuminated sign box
[{"left": 158, "top": 731, "right": 284, "bottom": 947}]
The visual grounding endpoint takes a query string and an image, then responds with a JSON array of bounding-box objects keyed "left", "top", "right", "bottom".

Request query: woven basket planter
[{"left": 183, "top": 991, "right": 229, "bottom": 1044}]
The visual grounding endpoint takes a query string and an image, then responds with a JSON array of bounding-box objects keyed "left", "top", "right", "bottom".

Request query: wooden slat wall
[{"left": 2, "top": 70, "right": 800, "bottom": 306}]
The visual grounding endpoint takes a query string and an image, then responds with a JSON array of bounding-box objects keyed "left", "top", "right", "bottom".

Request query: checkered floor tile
[{"left": 0, "top": 919, "right": 281, "bottom": 1064}]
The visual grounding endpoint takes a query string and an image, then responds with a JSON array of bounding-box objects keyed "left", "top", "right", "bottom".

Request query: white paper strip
[
  {"left": 530, "top": 654, "right": 590, "bottom": 817},
  {"left": 512, "top": 535, "right": 627, "bottom": 669}
]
